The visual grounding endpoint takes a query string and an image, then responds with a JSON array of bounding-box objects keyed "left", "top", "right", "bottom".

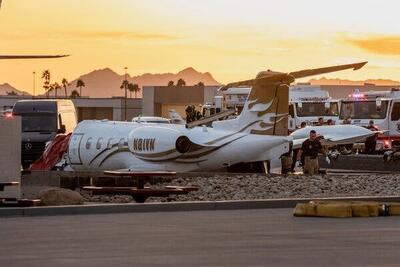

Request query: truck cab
[
  {"left": 339, "top": 89, "right": 400, "bottom": 151},
  {"left": 288, "top": 85, "right": 340, "bottom": 131},
  {"left": 12, "top": 99, "right": 77, "bottom": 168}
]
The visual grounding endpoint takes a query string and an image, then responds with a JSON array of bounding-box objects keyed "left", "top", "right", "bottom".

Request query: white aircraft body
[
  {"left": 291, "top": 125, "right": 377, "bottom": 149},
  {"left": 66, "top": 62, "right": 367, "bottom": 172}
]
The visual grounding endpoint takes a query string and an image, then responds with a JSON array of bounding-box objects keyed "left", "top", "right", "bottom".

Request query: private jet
[{"left": 66, "top": 62, "right": 368, "bottom": 172}]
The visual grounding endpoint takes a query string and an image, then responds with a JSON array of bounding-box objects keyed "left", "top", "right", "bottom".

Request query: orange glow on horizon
[{"left": 0, "top": 0, "right": 400, "bottom": 94}]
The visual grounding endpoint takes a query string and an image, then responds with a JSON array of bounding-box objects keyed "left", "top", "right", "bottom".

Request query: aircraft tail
[{"left": 219, "top": 62, "right": 367, "bottom": 136}]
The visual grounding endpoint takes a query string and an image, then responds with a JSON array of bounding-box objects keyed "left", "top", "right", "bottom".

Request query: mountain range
[
  {"left": 0, "top": 83, "right": 30, "bottom": 96},
  {"left": 0, "top": 67, "right": 220, "bottom": 98},
  {"left": 50, "top": 67, "right": 220, "bottom": 98},
  {"left": 1, "top": 68, "right": 400, "bottom": 97},
  {"left": 309, "top": 77, "right": 400, "bottom": 86}
]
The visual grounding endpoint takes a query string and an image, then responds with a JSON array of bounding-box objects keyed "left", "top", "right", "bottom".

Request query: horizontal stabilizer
[
  {"left": 219, "top": 62, "right": 367, "bottom": 91},
  {"left": 289, "top": 62, "right": 367, "bottom": 79},
  {"left": 0, "top": 55, "right": 69, "bottom": 59}
]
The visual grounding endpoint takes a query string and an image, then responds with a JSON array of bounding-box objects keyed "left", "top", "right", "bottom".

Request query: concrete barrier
[
  {"left": 294, "top": 200, "right": 400, "bottom": 218},
  {"left": 1, "top": 196, "right": 400, "bottom": 217}
]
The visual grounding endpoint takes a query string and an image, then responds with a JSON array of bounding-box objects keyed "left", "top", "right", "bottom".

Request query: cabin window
[
  {"left": 106, "top": 138, "right": 114, "bottom": 149},
  {"left": 85, "top": 137, "right": 92, "bottom": 150},
  {"left": 96, "top": 138, "right": 103, "bottom": 150}
]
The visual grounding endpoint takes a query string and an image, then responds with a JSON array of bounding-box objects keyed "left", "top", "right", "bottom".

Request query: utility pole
[
  {"left": 124, "top": 66, "right": 128, "bottom": 121},
  {"left": 32, "top": 71, "right": 36, "bottom": 99}
]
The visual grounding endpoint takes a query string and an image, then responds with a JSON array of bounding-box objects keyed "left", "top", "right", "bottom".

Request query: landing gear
[{"left": 132, "top": 195, "right": 148, "bottom": 203}]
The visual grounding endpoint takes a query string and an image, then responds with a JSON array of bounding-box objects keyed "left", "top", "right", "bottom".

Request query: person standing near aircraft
[
  {"left": 364, "top": 120, "right": 378, "bottom": 154},
  {"left": 296, "top": 130, "right": 326, "bottom": 175},
  {"left": 291, "top": 121, "right": 307, "bottom": 171}
]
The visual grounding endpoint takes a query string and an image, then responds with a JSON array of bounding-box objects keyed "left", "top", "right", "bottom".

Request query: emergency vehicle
[
  {"left": 221, "top": 84, "right": 340, "bottom": 131},
  {"left": 288, "top": 84, "right": 340, "bottom": 131},
  {"left": 339, "top": 88, "right": 400, "bottom": 151}
]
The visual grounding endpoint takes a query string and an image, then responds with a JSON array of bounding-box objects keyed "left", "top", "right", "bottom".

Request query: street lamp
[
  {"left": 124, "top": 67, "right": 128, "bottom": 121},
  {"left": 32, "top": 71, "right": 36, "bottom": 99}
]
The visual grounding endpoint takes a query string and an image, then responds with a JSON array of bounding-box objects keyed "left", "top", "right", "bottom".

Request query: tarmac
[{"left": 1, "top": 208, "right": 399, "bottom": 266}]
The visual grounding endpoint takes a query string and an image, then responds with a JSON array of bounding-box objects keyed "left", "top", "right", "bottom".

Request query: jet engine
[{"left": 128, "top": 126, "right": 195, "bottom": 160}]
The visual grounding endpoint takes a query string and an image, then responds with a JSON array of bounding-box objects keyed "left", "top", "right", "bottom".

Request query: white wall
[{"left": 0, "top": 116, "right": 21, "bottom": 198}]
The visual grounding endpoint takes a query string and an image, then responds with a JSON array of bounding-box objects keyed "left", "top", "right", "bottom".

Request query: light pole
[
  {"left": 32, "top": 71, "right": 36, "bottom": 99},
  {"left": 124, "top": 66, "right": 128, "bottom": 121}
]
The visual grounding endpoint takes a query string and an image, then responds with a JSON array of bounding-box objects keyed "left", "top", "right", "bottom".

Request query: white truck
[
  {"left": 221, "top": 84, "right": 340, "bottom": 132},
  {"left": 339, "top": 88, "right": 400, "bottom": 151},
  {"left": 288, "top": 84, "right": 340, "bottom": 131}
]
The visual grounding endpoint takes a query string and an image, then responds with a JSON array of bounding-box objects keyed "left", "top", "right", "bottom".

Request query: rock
[{"left": 39, "top": 188, "right": 84, "bottom": 206}]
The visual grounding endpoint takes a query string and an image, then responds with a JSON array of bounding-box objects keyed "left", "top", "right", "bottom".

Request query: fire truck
[{"left": 340, "top": 88, "right": 400, "bottom": 151}]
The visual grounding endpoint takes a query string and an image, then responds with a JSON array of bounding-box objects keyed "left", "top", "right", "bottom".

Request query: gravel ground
[{"left": 79, "top": 173, "right": 400, "bottom": 203}]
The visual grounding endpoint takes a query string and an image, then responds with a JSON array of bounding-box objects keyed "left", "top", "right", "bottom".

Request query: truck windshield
[
  {"left": 20, "top": 113, "right": 57, "bottom": 132},
  {"left": 340, "top": 100, "right": 389, "bottom": 120},
  {"left": 295, "top": 102, "right": 339, "bottom": 117}
]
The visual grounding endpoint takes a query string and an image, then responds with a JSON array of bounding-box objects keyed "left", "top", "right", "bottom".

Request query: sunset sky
[{"left": 1, "top": 0, "right": 400, "bottom": 94}]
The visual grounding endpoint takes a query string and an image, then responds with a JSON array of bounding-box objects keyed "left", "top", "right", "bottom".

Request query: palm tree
[
  {"left": 51, "top": 82, "right": 61, "bottom": 98},
  {"left": 47, "top": 84, "right": 54, "bottom": 98},
  {"left": 167, "top": 80, "right": 174, "bottom": 86},
  {"left": 76, "top": 79, "right": 85, "bottom": 97},
  {"left": 41, "top": 70, "right": 51, "bottom": 98},
  {"left": 128, "top": 83, "right": 140, "bottom": 98},
  {"left": 177, "top": 78, "right": 186, "bottom": 87},
  {"left": 133, "top": 83, "right": 140, "bottom": 98},
  {"left": 120, "top": 79, "right": 129, "bottom": 91},
  {"left": 70, "top": 90, "right": 80, "bottom": 98},
  {"left": 120, "top": 80, "right": 130, "bottom": 98},
  {"left": 61, "top": 78, "right": 69, "bottom": 98},
  {"left": 127, "top": 83, "right": 134, "bottom": 98}
]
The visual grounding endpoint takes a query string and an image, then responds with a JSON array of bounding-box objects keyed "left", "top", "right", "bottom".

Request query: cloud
[
  {"left": 69, "top": 30, "right": 178, "bottom": 40},
  {"left": 0, "top": 30, "right": 178, "bottom": 41},
  {"left": 346, "top": 35, "right": 400, "bottom": 56}
]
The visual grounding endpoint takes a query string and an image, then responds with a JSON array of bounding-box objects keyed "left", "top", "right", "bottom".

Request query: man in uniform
[
  {"left": 365, "top": 120, "right": 378, "bottom": 154},
  {"left": 296, "top": 130, "right": 324, "bottom": 175}
]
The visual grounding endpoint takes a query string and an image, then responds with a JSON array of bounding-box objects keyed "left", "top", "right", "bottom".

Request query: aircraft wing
[
  {"left": 293, "top": 138, "right": 307, "bottom": 150},
  {"left": 291, "top": 125, "right": 376, "bottom": 150},
  {"left": 321, "top": 132, "right": 375, "bottom": 146},
  {"left": 0, "top": 55, "right": 69, "bottom": 59}
]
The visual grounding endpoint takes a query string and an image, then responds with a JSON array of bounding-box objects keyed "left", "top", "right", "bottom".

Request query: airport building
[
  {"left": 1, "top": 84, "right": 398, "bottom": 122},
  {"left": 142, "top": 85, "right": 219, "bottom": 118},
  {"left": 0, "top": 96, "right": 142, "bottom": 122}
]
